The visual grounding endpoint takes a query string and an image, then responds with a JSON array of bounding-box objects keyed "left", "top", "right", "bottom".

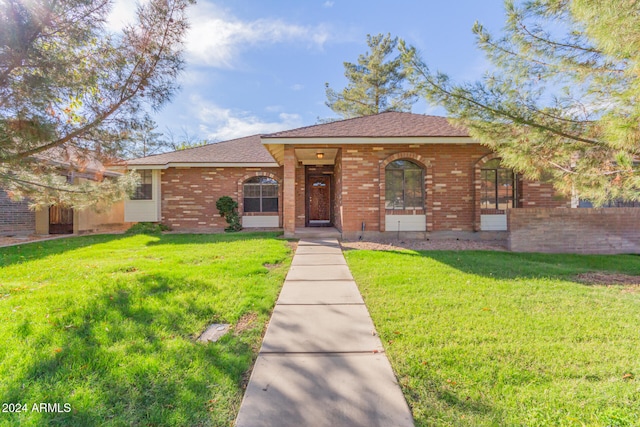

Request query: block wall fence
[{"left": 508, "top": 208, "right": 640, "bottom": 254}]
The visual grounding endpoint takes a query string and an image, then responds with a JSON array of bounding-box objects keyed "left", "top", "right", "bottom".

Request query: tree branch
[{"left": 406, "top": 55, "right": 605, "bottom": 147}]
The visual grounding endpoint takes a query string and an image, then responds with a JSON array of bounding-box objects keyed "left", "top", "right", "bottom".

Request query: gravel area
[{"left": 340, "top": 238, "right": 507, "bottom": 252}]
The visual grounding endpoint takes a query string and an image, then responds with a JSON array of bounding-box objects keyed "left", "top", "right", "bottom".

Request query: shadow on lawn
[
  {"left": 362, "top": 249, "right": 640, "bottom": 282},
  {"left": 0, "top": 231, "right": 286, "bottom": 269},
  {"left": 144, "top": 231, "right": 284, "bottom": 246},
  {"left": 2, "top": 272, "right": 256, "bottom": 426},
  {"left": 0, "top": 234, "right": 127, "bottom": 268}
]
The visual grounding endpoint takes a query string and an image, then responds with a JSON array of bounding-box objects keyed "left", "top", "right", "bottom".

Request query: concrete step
[{"left": 294, "top": 227, "right": 342, "bottom": 239}]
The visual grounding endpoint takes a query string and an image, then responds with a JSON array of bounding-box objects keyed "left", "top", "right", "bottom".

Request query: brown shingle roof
[
  {"left": 126, "top": 113, "right": 470, "bottom": 166},
  {"left": 263, "top": 112, "right": 468, "bottom": 138},
  {"left": 126, "top": 134, "right": 276, "bottom": 166}
]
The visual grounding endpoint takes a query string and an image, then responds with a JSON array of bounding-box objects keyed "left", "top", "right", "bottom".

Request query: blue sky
[{"left": 109, "top": 0, "right": 507, "bottom": 142}]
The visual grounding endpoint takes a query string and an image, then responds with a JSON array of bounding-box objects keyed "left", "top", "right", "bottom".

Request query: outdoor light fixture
[{"left": 316, "top": 152, "right": 324, "bottom": 159}]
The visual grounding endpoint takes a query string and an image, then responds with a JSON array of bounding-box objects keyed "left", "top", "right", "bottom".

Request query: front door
[{"left": 307, "top": 175, "right": 331, "bottom": 226}]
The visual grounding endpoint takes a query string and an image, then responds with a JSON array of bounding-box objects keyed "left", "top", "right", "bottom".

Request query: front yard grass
[
  {"left": 345, "top": 249, "right": 640, "bottom": 427},
  {"left": 0, "top": 232, "right": 292, "bottom": 426}
]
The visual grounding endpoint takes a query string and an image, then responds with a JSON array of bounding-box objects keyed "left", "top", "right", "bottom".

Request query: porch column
[{"left": 283, "top": 145, "right": 296, "bottom": 238}]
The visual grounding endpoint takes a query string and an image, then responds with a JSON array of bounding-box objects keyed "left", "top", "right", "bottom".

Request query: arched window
[
  {"left": 385, "top": 160, "right": 424, "bottom": 210},
  {"left": 481, "top": 159, "right": 515, "bottom": 210},
  {"left": 243, "top": 177, "right": 278, "bottom": 213}
]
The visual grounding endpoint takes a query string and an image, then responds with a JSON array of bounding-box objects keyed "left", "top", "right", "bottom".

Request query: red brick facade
[
  {"left": 156, "top": 143, "right": 569, "bottom": 236},
  {"left": 161, "top": 166, "right": 282, "bottom": 231},
  {"left": 472, "top": 153, "right": 570, "bottom": 231}
]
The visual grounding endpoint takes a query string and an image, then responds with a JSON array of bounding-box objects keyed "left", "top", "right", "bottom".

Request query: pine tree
[
  {"left": 118, "top": 116, "right": 170, "bottom": 159},
  {"left": 401, "top": 0, "right": 640, "bottom": 205},
  {"left": 325, "top": 33, "right": 417, "bottom": 119},
  {"left": 0, "top": 0, "right": 193, "bottom": 209}
]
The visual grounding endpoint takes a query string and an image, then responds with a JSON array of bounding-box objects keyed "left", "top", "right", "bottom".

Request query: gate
[{"left": 49, "top": 205, "right": 74, "bottom": 234}]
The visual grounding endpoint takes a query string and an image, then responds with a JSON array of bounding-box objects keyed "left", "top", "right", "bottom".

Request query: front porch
[{"left": 293, "top": 226, "right": 342, "bottom": 239}]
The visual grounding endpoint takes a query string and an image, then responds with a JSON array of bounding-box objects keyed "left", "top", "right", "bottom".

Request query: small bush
[
  {"left": 216, "top": 196, "right": 242, "bottom": 232},
  {"left": 125, "top": 222, "right": 170, "bottom": 235}
]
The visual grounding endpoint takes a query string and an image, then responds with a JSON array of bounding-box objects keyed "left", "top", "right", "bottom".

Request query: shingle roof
[
  {"left": 126, "top": 113, "right": 470, "bottom": 166},
  {"left": 126, "top": 134, "right": 276, "bottom": 166},
  {"left": 263, "top": 112, "right": 469, "bottom": 138}
]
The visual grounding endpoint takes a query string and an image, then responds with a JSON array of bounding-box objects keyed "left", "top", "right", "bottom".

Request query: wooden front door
[
  {"left": 49, "top": 205, "right": 74, "bottom": 234},
  {"left": 308, "top": 175, "right": 331, "bottom": 226}
]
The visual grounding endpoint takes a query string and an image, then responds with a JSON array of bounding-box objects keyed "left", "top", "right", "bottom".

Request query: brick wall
[
  {"left": 333, "top": 149, "right": 343, "bottom": 231},
  {"left": 520, "top": 180, "right": 570, "bottom": 208},
  {"left": 283, "top": 146, "right": 296, "bottom": 235},
  {"left": 294, "top": 163, "right": 306, "bottom": 228},
  {"left": 472, "top": 153, "right": 569, "bottom": 230},
  {"left": 157, "top": 144, "right": 569, "bottom": 235},
  {"left": 508, "top": 208, "right": 640, "bottom": 254},
  {"left": 337, "top": 143, "right": 491, "bottom": 233},
  {"left": 0, "top": 188, "right": 35, "bottom": 234},
  {"left": 161, "top": 167, "right": 282, "bottom": 231}
]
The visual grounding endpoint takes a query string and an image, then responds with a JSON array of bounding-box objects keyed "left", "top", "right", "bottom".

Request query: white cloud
[
  {"left": 108, "top": 1, "right": 337, "bottom": 68},
  {"left": 290, "top": 83, "right": 304, "bottom": 91},
  {"left": 186, "top": 3, "right": 332, "bottom": 68},
  {"left": 191, "top": 96, "right": 303, "bottom": 140},
  {"left": 323, "top": 1, "right": 335, "bottom": 8},
  {"left": 106, "top": 1, "right": 136, "bottom": 32},
  {"left": 106, "top": 0, "right": 154, "bottom": 32}
]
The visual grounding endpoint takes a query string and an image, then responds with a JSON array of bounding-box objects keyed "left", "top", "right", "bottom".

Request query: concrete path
[{"left": 235, "top": 238, "right": 414, "bottom": 427}]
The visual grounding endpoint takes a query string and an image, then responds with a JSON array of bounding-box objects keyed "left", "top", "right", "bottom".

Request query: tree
[
  {"left": 117, "top": 115, "right": 170, "bottom": 159},
  {"left": 401, "top": 0, "right": 640, "bottom": 206},
  {"left": 0, "top": 0, "right": 194, "bottom": 209},
  {"left": 325, "top": 33, "right": 417, "bottom": 119},
  {"left": 164, "top": 127, "right": 210, "bottom": 151}
]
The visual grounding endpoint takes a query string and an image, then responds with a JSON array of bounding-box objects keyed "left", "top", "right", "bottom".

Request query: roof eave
[
  {"left": 261, "top": 136, "right": 476, "bottom": 145},
  {"left": 126, "top": 162, "right": 280, "bottom": 169}
]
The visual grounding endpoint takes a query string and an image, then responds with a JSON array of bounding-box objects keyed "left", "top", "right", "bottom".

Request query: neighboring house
[
  {"left": 0, "top": 146, "right": 127, "bottom": 236},
  {"left": 0, "top": 188, "right": 35, "bottom": 235},
  {"left": 125, "top": 112, "right": 569, "bottom": 239}
]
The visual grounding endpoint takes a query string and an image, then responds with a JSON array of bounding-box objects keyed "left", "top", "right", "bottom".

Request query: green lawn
[
  {"left": 0, "top": 232, "right": 292, "bottom": 427},
  {"left": 344, "top": 249, "right": 640, "bottom": 427}
]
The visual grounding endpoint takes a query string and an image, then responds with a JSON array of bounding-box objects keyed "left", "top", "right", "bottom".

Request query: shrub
[
  {"left": 125, "top": 222, "right": 170, "bottom": 235},
  {"left": 216, "top": 196, "right": 242, "bottom": 232}
]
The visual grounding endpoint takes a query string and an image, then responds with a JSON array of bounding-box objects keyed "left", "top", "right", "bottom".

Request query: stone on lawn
[{"left": 198, "top": 323, "right": 230, "bottom": 343}]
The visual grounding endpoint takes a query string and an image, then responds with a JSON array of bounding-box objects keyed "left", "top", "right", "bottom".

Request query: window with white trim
[
  {"left": 132, "top": 170, "right": 153, "bottom": 200},
  {"left": 243, "top": 177, "right": 278, "bottom": 213}
]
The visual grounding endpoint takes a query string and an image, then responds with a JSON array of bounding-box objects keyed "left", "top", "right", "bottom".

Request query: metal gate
[{"left": 49, "top": 205, "right": 74, "bottom": 234}]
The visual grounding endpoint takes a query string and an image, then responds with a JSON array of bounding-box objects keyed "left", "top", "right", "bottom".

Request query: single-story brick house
[{"left": 125, "top": 112, "right": 571, "bottom": 239}]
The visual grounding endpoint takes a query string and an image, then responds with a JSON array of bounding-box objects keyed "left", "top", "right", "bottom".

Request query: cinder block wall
[
  {"left": 0, "top": 189, "right": 35, "bottom": 234},
  {"left": 508, "top": 208, "right": 640, "bottom": 254}
]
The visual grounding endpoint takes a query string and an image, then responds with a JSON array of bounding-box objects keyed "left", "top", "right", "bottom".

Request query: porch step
[{"left": 293, "top": 227, "right": 342, "bottom": 239}]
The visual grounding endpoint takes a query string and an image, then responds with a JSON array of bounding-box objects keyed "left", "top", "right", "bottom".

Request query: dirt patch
[
  {"left": 340, "top": 238, "right": 507, "bottom": 252},
  {"left": 574, "top": 272, "right": 640, "bottom": 290},
  {"left": 286, "top": 240, "right": 298, "bottom": 252},
  {"left": 263, "top": 262, "right": 282, "bottom": 270},
  {"left": 234, "top": 312, "right": 258, "bottom": 335}
]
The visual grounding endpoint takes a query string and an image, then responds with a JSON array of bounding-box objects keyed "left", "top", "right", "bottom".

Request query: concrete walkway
[{"left": 235, "top": 238, "right": 414, "bottom": 427}]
